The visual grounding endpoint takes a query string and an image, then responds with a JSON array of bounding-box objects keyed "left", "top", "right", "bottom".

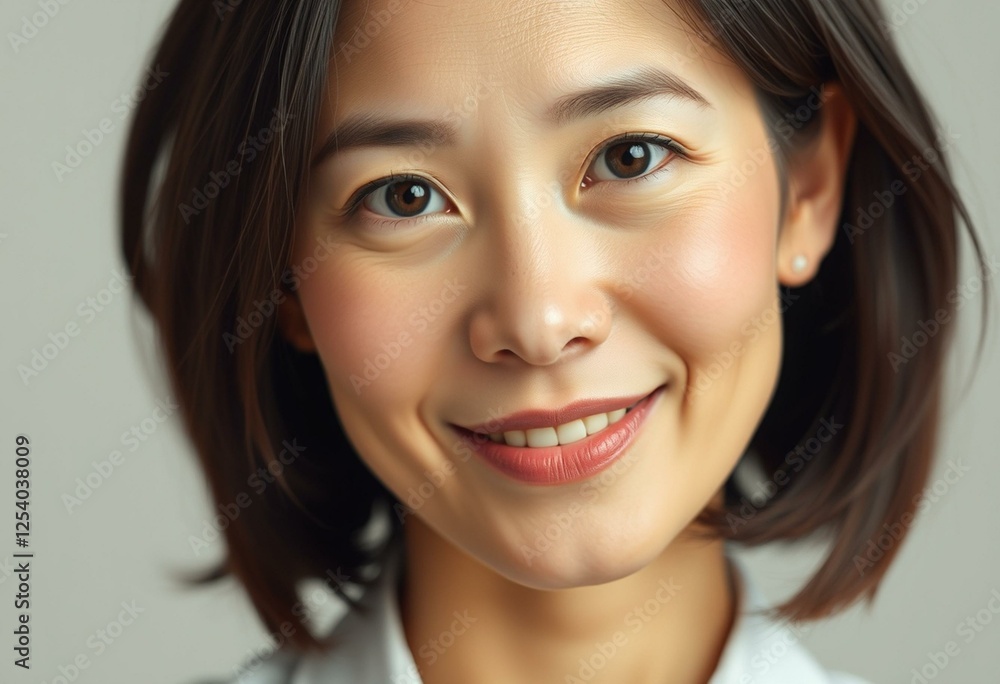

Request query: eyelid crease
[{"left": 593, "top": 131, "right": 687, "bottom": 159}]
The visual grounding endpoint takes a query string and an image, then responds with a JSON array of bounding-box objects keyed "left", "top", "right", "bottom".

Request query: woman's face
[{"left": 284, "top": 0, "right": 800, "bottom": 588}]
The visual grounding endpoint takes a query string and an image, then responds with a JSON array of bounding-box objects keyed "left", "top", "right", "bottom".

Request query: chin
[{"left": 483, "top": 526, "right": 672, "bottom": 591}]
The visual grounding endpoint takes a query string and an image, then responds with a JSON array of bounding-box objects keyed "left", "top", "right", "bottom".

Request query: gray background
[{"left": 0, "top": 1, "right": 997, "bottom": 682}]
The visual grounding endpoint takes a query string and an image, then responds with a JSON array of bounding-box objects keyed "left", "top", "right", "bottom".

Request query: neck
[{"left": 399, "top": 517, "right": 737, "bottom": 684}]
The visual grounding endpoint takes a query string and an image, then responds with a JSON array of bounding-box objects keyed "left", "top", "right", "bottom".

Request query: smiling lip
[
  {"left": 461, "top": 388, "right": 656, "bottom": 434},
  {"left": 452, "top": 384, "right": 666, "bottom": 485}
]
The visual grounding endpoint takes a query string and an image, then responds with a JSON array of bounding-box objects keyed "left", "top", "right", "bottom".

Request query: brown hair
[{"left": 119, "top": 0, "right": 992, "bottom": 651}]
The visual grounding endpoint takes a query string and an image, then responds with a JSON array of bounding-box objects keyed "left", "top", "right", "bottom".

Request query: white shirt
[{"left": 232, "top": 546, "right": 873, "bottom": 684}]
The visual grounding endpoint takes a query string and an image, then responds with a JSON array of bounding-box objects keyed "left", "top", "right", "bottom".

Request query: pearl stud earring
[{"left": 791, "top": 254, "right": 808, "bottom": 273}]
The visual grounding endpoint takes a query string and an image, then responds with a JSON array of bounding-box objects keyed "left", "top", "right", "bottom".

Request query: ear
[
  {"left": 777, "top": 83, "right": 857, "bottom": 287},
  {"left": 277, "top": 288, "right": 317, "bottom": 352}
]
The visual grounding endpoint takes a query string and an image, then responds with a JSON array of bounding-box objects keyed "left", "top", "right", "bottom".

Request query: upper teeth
[{"left": 486, "top": 407, "right": 630, "bottom": 447}]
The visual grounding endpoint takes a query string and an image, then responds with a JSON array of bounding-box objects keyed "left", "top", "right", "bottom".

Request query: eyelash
[
  {"left": 582, "top": 132, "right": 685, "bottom": 188},
  {"left": 341, "top": 132, "right": 685, "bottom": 225}
]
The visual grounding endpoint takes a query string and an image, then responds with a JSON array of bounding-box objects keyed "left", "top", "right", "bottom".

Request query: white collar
[{"left": 252, "top": 544, "right": 866, "bottom": 683}]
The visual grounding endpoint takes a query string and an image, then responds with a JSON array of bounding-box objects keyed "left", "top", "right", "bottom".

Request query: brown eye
[
  {"left": 606, "top": 141, "right": 652, "bottom": 178},
  {"left": 586, "top": 136, "right": 677, "bottom": 184},
  {"left": 363, "top": 177, "right": 447, "bottom": 218},
  {"left": 387, "top": 180, "right": 428, "bottom": 216}
]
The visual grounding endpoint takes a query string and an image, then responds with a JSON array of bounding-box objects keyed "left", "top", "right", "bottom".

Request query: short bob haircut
[{"left": 120, "top": 0, "right": 991, "bottom": 653}]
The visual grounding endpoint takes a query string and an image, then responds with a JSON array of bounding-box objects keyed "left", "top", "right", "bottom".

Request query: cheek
[
  {"left": 295, "top": 251, "right": 458, "bottom": 414},
  {"left": 626, "top": 165, "right": 782, "bottom": 368},
  {"left": 612, "top": 168, "right": 785, "bottom": 514}
]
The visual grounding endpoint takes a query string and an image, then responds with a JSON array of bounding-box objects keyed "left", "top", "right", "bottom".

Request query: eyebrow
[
  {"left": 311, "top": 116, "right": 455, "bottom": 166},
  {"left": 311, "top": 66, "right": 711, "bottom": 166},
  {"left": 546, "top": 66, "right": 712, "bottom": 124}
]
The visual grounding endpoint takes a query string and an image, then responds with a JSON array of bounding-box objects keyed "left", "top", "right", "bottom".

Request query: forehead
[{"left": 328, "top": 0, "right": 747, "bottom": 116}]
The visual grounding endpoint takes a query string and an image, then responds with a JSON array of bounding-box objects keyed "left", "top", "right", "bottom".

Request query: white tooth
[
  {"left": 503, "top": 430, "right": 527, "bottom": 447},
  {"left": 525, "top": 427, "right": 559, "bottom": 448},
  {"left": 582, "top": 412, "right": 609, "bottom": 435},
  {"left": 555, "top": 419, "right": 588, "bottom": 445},
  {"left": 607, "top": 408, "right": 627, "bottom": 424},
  {"left": 497, "top": 409, "right": 630, "bottom": 448}
]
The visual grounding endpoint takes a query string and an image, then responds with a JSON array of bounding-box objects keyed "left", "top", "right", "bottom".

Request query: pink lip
[
  {"left": 453, "top": 384, "right": 666, "bottom": 485},
  {"left": 461, "top": 388, "right": 655, "bottom": 434}
]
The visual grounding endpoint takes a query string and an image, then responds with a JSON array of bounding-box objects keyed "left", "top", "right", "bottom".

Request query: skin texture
[{"left": 278, "top": 0, "right": 856, "bottom": 681}]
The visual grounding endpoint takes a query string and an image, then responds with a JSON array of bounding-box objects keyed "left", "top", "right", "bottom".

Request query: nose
[{"left": 467, "top": 197, "right": 614, "bottom": 366}]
